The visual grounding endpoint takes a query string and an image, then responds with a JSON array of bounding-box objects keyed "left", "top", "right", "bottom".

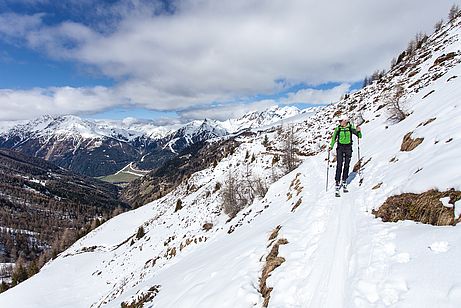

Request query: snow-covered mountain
[
  {"left": 93, "top": 117, "right": 179, "bottom": 141},
  {"left": 0, "top": 106, "right": 306, "bottom": 177},
  {"left": 2, "top": 16, "right": 461, "bottom": 308},
  {"left": 219, "top": 105, "right": 303, "bottom": 133},
  {"left": 3, "top": 115, "right": 167, "bottom": 142},
  {"left": 163, "top": 118, "right": 228, "bottom": 153},
  {"left": 0, "top": 115, "right": 147, "bottom": 177}
]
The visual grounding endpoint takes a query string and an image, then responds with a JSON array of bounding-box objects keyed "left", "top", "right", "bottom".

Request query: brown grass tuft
[
  {"left": 268, "top": 225, "right": 282, "bottom": 241},
  {"left": 121, "top": 285, "right": 161, "bottom": 308},
  {"left": 291, "top": 198, "right": 303, "bottom": 212},
  {"left": 260, "top": 238, "right": 289, "bottom": 307},
  {"left": 432, "top": 52, "right": 456, "bottom": 67},
  {"left": 353, "top": 157, "right": 371, "bottom": 173},
  {"left": 373, "top": 189, "right": 461, "bottom": 226},
  {"left": 400, "top": 132, "right": 424, "bottom": 151},
  {"left": 202, "top": 223, "right": 213, "bottom": 231}
]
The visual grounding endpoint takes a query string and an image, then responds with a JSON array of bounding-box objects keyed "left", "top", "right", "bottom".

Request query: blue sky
[
  {"left": 0, "top": 42, "right": 114, "bottom": 88},
  {"left": 0, "top": 0, "right": 456, "bottom": 122}
]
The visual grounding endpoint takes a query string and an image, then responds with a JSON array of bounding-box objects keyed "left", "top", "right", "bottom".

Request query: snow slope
[{"left": 1, "top": 15, "right": 461, "bottom": 308}]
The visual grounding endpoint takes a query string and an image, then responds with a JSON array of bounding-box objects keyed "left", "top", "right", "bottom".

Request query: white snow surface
[{"left": 2, "top": 17, "right": 461, "bottom": 308}]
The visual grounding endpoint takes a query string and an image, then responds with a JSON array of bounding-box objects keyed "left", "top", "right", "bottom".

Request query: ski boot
[
  {"left": 342, "top": 180, "right": 348, "bottom": 193},
  {"left": 335, "top": 181, "right": 341, "bottom": 197}
]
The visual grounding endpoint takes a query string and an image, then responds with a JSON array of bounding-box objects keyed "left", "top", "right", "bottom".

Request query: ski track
[
  {"left": 271, "top": 158, "right": 407, "bottom": 308},
  {"left": 301, "top": 160, "right": 356, "bottom": 308}
]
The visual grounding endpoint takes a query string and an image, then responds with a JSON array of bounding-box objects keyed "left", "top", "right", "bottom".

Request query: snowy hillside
[{"left": 1, "top": 16, "right": 461, "bottom": 308}]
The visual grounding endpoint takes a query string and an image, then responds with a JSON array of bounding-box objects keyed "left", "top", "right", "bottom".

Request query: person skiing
[{"left": 329, "top": 117, "right": 362, "bottom": 195}]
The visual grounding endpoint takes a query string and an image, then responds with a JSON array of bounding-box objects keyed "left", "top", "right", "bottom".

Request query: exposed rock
[{"left": 175, "top": 199, "right": 183, "bottom": 212}]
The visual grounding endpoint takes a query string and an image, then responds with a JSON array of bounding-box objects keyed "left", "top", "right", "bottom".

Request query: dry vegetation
[
  {"left": 260, "top": 234, "right": 289, "bottom": 307},
  {"left": 373, "top": 189, "right": 461, "bottom": 225},
  {"left": 121, "top": 285, "right": 161, "bottom": 308},
  {"left": 400, "top": 132, "right": 424, "bottom": 151}
]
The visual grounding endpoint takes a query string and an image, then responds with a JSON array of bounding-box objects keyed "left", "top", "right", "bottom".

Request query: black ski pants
[{"left": 335, "top": 144, "right": 352, "bottom": 183}]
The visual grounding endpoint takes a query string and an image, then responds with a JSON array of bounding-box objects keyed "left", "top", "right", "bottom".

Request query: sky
[{"left": 0, "top": 0, "right": 458, "bottom": 123}]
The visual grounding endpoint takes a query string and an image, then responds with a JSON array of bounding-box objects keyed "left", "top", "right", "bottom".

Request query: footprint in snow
[
  {"left": 392, "top": 252, "right": 411, "bottom": 263},
  {"left": 448, "top": 283, "right": 461, "bottom": 300},
  {"left": 428, "top": 241, "right": 450, "bottom": 253}
]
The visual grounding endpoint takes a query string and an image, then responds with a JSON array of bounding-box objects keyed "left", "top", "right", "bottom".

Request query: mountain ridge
[{"left": 0, "top": 106, "right": 307, "bottom": 177}]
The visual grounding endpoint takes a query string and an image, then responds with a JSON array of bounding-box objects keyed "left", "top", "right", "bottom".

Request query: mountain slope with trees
[
  {"left": 1, "top": 7, "right": 461, "bottom": 308},
  {"left": 0, "top": 149, "right": 129, "bottom": 291}
]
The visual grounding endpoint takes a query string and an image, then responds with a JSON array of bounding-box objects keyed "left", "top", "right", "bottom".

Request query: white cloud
[
  {"left": 177, "top": 100, "right": 278, "bottom": 122},
  {"left": 176, "top": 83, "right": 351, "bottom": 121},
  {"left": 281, "top": 84, "right": 351, "bottom": 105},
  {"left": 0, "top": 86, "right": 122, "bottom": 121},
  {"left": 0, "top": 0, "right": 457, "bottom": 120},
  {"left": 0, "top": 13, "right": 43, "bottom": 39}
]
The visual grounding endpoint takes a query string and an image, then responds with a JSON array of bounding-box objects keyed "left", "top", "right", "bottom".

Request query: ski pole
[
  {"left": 357, "top": 137, "right": 361, "bottom": 176},
  {"left": 326, "top": 150, "right": 329, "bottom": 191}
]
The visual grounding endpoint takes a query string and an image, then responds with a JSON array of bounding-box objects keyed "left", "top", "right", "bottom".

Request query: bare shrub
[
  {"left": 222, "top": 170, "right": 242, "bottom": 218},
  {"left": 222, "top": 163, "right": 269, "bottom": 218},
  {"left": 434, "top": 19, "right": 444, "bottom": 32},
  {"left": 281, "top": 125, "right": 301, "bottom": 173},
  {"left": 385, "top": 85, "right": 409, "bottom": 123},
  {"left": 449, "top": 4, "right": 461, "bottom": 21}
]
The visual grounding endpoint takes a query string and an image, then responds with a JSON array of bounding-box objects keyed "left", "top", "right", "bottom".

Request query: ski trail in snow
[
  {"left": 303, "top": 186, "right": 357, "bottom": 307},
  {"left": 271, "top": 158, "right": 360, "bottom": 308},
  {"left": 270, "top": 157, "right": 412, "bottom": 308}
]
